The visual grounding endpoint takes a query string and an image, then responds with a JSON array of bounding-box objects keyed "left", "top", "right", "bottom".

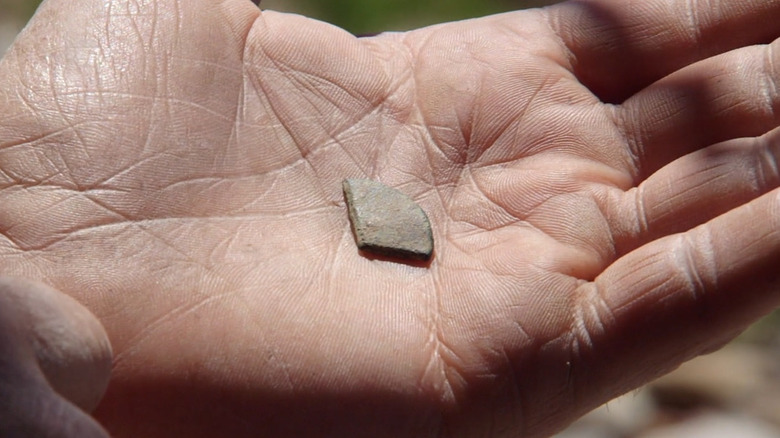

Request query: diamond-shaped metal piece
[{"left": 343, "top": 179, "right": 433, "bottom": 261}]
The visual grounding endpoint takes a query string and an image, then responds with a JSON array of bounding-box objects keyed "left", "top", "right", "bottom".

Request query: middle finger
[{"left": 603, "top": 125, "right": 780, "bottom": 256}]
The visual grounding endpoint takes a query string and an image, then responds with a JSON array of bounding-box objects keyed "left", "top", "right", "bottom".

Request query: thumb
[{"left": 0, "top": 277, "right": 112, "bottom": 436}]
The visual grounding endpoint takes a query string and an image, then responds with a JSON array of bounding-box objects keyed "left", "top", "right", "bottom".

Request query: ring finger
[{"left": 604, "top": 125, "right": 780, "bottom": 256}]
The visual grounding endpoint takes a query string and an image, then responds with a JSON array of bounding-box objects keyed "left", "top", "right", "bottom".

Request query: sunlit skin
[{"left": 0, "top": 0, "right": 779, "bottom": 436}]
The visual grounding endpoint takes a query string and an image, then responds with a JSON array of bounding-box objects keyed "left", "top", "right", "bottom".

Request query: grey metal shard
[{"left": 342, "top": 178, "right": 434, "bottom": 261}]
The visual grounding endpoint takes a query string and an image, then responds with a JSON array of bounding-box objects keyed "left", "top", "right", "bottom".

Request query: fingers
[
  {"left": 602, "top": 187, "right": 780, "bottom": 334},
  {"left": 548, "top": 0, "right": 780, "bottom": 103},
  {"left": 0, "top": 278, "right": 112, "bottom": 436},
  {"left": 616, "top": 39, "right": 780, "bottom": 180},
  {"left": 605, "top": 125, "right": 780, "bottom": 255},
  {"left": 0, "top": 278, "right": 113, "bottom": 412},
  {"left": 576, "top": 188, "right": 780, "bottom": 403},
  {"left": 0, "top": 383, "right": 110, "bottom": 438}
]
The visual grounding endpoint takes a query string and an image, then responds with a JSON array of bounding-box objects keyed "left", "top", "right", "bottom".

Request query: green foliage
[
  {"left": 275, "top": 0, "right": 559, "bottom": 34},
  {"left": 297, "top": 0, "right": 514, "bottom": 34},
  {"left": 0, "top": 0, "right": 42, "bottom": 19}
]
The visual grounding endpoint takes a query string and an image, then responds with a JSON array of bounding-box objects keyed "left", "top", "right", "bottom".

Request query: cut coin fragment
[{"left": 342, "top": 178, "right": 433, "bottom": 261}]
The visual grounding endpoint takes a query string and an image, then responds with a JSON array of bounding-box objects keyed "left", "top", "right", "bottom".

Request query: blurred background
[
  {"left": 2, "top": 0, "right": 780, "bottom": 437},
  {"left": 259, "top": 0, "right": 556, "bottom": 34}
]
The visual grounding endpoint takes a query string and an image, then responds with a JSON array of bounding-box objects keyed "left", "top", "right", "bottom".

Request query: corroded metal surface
[{"left": 342, "top": 179, "right": 433, "bottom": 261}]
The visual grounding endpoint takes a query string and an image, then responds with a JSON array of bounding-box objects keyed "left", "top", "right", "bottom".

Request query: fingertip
[
  {"left": 0, "top": 277, "right": 112, "bottom": 412},
  {"left": 0, "top": 380, "right": 111, "bottom": 438}
]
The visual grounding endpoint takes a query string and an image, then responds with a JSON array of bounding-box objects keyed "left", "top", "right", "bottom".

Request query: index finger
[{"left": 547, "top": 0, "right": 780, "bottom": 102}]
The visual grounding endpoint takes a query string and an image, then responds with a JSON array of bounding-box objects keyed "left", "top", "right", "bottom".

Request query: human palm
[{"left": 1, "top": 0, "right": 779, "bottom": 437}]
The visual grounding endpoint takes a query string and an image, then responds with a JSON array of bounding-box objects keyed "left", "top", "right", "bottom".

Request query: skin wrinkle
[
  {"left": 759, "top": 136, "right": 780, "bottom": 190},
  {"left": 420, "top": 326, "right": 458, "bottom": 407},
  {"left": 584, "top": 282, "right": 618, "bottom": 338},
  {"left": 80, "top": 190, "right": 135, "bottom": 217},
  {"left": 293, "top": 67, "right": 377, "bottom": 110},
  {"left": 406, "top": 29, "right": 472, "bottom": 193},
  {"left": 456, "top": 216, "right": 522, "bottom": 236},
  {"left": 581, "top": 294, "right": 611, "bottom": 355},
  {"left": 0, "top": 122, "right": 94, "bottom": 154},
  {"left": 247, "top": 84, "right": 299, "bottom": 169},
  {"left": 251, "top": 72, "right": 313, "bottom": 173},
  {"left": 433, "top": 67, "right": 611, "bottom": 242},
  {"left": 420, "top": 121, "right": 459, "bottom": 181},
  {"left": 2, "top": 192, "right": 105, "bottom": 246},
  {"left": 466, "top": 77, "right": 553, "bottom": 168},
  {"left": 684, "top": 0, "right": 704, "bottom": 45},
  {"left": 765, "top": 43, "right": 779, "bottom": 121},
  {"left": 587, "top": 190, "right": 619, "bottom": 261},
  {"left": 248, "top": 48, "right": 388, "bottom": 194},
  {"left": 543, "top": 9, "right": 578, "bottom": 74},
  {"left": 483, "top": 158, "right": 626, "bottom": 228},
  {"left": 740, "top": 211, "right": 779, "bottom": 257},
  {"left": 324, "top": 129, "right": 375, "bottom": 178},
  {"left": 321, "top": 230, "right": 343, "bottom": 303},
  {"left": 408, "top": 53, "right": 451, "bottom": 189},
  {"left": 457, "top": 84, "right": 475, "bottom": 152},
  {"left": 471, "top": 173, "right": 529, "bottom": 228},
  {"left": 696, "top": 226, "right": 719, "bottom": 290},
  {"left": 421, "top": 139, "right": 453, "bottom": 261},
  {"left": 112, "top": 287, "right": 231, "bottom": 368},
  {"left": 566, "top": 309, "right": 589, "bottom": 409},
  {"left": 5, "top": 205, "right": 338, "bottom": 254},
  {"left": 229, "top": 75, "right": 245, "bottom": 158},
  {"left": 391, "top": 170, "right": 434, "bottom": 194},
  {"left": 461, "top": 74, "right": 481, "bottom": 164},
  {"left": 46, "top": 77, "right": 94, "bottom": 195},
  {"left": 677, "top": 233, "right": 708, "bottom": 303},
  {"left": 249, "top": 42, "right": 394, "bottom": 172},
  {"left": 651, "top": 188, "right": 705, "bottom": 225},
  {"left": 0, "top": 162, "right": 12, "bottom": 182},
  {"left": 208, "top": 225, "right": 240, "bottom": 262},
  {"left": 433, "top": 333, "right": 472, "bottom": 400},
  {"left": 477, "top": 345, "right": 523, "bottom": 438},
  {"left": 604, "top": 105, "right": 644, "bottom": 182},
  {"left": 630, "top": 184, "right": 649, "bottom": 238},
  {"left": 604, "top": 252, "right": 669, "bottom": 315},
  {"left": 710, "top": 79, "right": 764, "bottom": 120},
  {"left": 368, "top": 91, "right": 414, "bottom": 180},
  {"left": 135, "top": 225, "right": 208, "bottom": 268},
  {"left": 423, "top": 201, "right": 459, "bottom": 410},
  {"left": 266, "top": 349, "right": 296, "bottom": 392},
  {"left": 570, "top": 305, "right": 594, "bottom": 356},
  {"left": 466, "top": 85, "right": 524, "bottom": 167},
  {"left": 538, "top": 192, "right": 614, "bottom": 269}
]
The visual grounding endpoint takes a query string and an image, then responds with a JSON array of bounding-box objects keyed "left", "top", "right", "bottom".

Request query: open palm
[{"left": 1, "top": 0, "right": 779, "bottom": 437}]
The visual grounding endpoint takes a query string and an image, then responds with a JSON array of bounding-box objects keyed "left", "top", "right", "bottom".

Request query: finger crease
[
  {"left": 633, "top": 184, "right": 650, "bottom": 237},
  {"left": 764, "top": 43, "right": 779, "bottom": 123},
  {"left": 677, "top": 230, "right": 718, "bottom": 304},
  {"left": 607, "top": 105, "right": 644, "bottom": 181},
  {"left": 757, "top": 136, "right": 780, "bottom": 191}
]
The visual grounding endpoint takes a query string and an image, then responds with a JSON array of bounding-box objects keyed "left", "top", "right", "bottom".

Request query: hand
[
  {"left": 0, "top": 277, "right": 111, "bottom": 437},
  {"left": 0, "top": 0, "right": 778, "bottom": 436}
]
